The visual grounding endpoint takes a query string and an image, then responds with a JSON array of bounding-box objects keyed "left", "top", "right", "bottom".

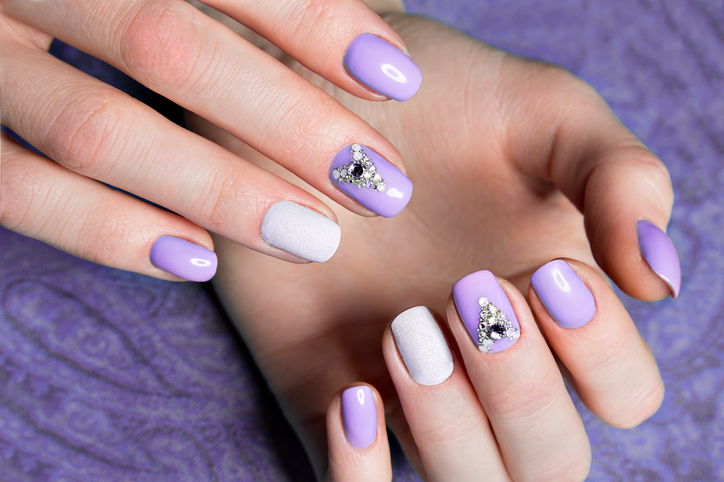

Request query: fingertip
[
  {"left": 637, "top": 220, "right": 681, "bottom": 299},
  {"left": 326, "top": 383, "right": 391, "bottom": 482}
]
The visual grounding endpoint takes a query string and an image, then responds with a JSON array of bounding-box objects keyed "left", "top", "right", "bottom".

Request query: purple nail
[
  {"left": 150, "top": 236, "right": 217, "bottom": 282},
  {"left": 344, "top": 33, "right": 422, "bottom": 101},
  {"left": 330, "top": 144, "right": 412, "bottom": 218},
  {"left": 530, "top": 260, "right": 597, "bottom": 329},
  {"left": 341, "top": 386, "right": 377, "bottom": 449},
  {"left": 452, "top": 270, "right": 520, "bottom": 353},
  {"left": 637, "top": 220, "right": 681, "bottom": 298}
]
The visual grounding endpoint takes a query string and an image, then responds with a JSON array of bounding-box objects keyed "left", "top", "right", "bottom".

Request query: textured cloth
[{"left": 1, "top": 0, "right": 722, "bottom": 480}]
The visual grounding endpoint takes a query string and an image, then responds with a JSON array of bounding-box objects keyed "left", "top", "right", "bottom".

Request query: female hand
[
  {"left": 326, "top": 260, "right": 663, "bottom": 481},
  {"left": 0, "top": 0, "right": 421, "bottom": 282},
  {"left": 198, "top": 14, "right": 680, "bottom": 480}
]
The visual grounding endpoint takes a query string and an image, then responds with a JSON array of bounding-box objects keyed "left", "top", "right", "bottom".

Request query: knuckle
[
  {"left": 0, "top": 153, "right": 52, "bottom": 232},
  {"left": 486, "top": 368, "right": 561, "bottom": 418},
  {"left": 281, "top": 0, "right": 348, "bottom": 46},
  {"left": 189, "top": 166, "right": 258, "bottom": 232},
  {"left": 117, "top": 0, "right": 206, "bottom": 92},
  {"left": 44, "top": 91, "right": 128, "bottom": 176}
]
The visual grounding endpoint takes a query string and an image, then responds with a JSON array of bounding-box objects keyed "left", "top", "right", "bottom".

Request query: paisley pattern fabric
[{"left": 1, "top": 0, "right": 722, "bottom": 480}]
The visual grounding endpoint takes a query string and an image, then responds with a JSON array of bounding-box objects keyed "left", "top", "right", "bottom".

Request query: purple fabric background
[{"left": 1, "top": 0, "right": 722, "bottom": 480}]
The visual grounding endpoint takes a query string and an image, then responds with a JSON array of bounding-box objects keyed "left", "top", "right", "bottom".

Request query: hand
[
  {"left": 0, "top": 0, "right": 421, "bottom": 282},
  {"left": 199, "top": 14, "right": 679, "bottom": 480}
]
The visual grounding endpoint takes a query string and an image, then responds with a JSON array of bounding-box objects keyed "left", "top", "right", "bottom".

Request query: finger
[
  {"left": 1, "top": 133, "right": 216, "bottom": 281},
  {"left": 1, "top": 45, "right": 344, "bottom": 264},
  {"left": 200, "top": 0, "right": 421, "bottom": 101},
  {"left": 449, "top": 270, "right": 591, "bottom": 481},
  {"left": 326, "top": 384, "right": 391, "bottom": 482},
  {"left": 383, "top": 306, "right": 510, "bottom": 482},
  {"left": 529, "top": 259, "right": 664, "bottom": 428},
  {"left": 3, "top": 0, "right": 414, "bottom": 217},
  {"left": 504, "top": 63, "right": 680, "bottom": 301}
]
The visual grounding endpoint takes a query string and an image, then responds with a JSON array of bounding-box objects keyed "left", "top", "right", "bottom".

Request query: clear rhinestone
[
  {"left": 331, "top": 170, "right": 340, "bottom": 180},
  {"left": 377, "top": 183, "right": 387, "bottom": 192},
  {"left": 351, "top": 144, "right": 362, "bottom": 151},
  {"left": 340, "top": 169, "right": 347, "bottom": 177},
  {"left": 353, "top": 151, "right": 363, "bottom": 161},
  {"left": 373, "top": 173, "right": 382, "bottom": 181},
  {"left": 363, "top": 171, "right": 372, "bottom": 179},
  {"left": 369, "top": 165, "right": 376, "bottom": 172},
  {"left": 479, "top": 297, "right": 489, "bottom": 307}
]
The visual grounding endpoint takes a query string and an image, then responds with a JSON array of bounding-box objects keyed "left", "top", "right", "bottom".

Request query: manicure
[
  {"left": 261, "top": 201, "right": 341, "bottom": 262},
  {"left": 452, "top": 270, "right": 520, "bottom": 353},
  {"left": 391, "top": 307, "right": 454, "bottom": 386},
  {"left": 637, "top": 220, "right": 681, "bottom": 298},
  {"left": 341, "top": 385, "right": 377, "bottom": 449},
  {"left": 531, "top": 260, "right": 596, "bottom": 329},
  {"left": 330, "top": 144, "right": 412, "bottom": 218},
  {"left": 150, "top": 236, "right": 217, "bottom": 282},
  {"left": 344, "top": 33, "right": 422, "bottom": 101}
]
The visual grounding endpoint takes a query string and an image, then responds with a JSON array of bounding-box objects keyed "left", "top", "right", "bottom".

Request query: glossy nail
[
  {"left": 637, "top": 220, "right": 681, "bottom": 298},
  {"left": 330, "top": 144, "right": 412, "bottom": 218},
  {"left": 150, "top": 236, "right": 217, "bottom": 282},
  {"left": 391, "top": 306, "right": 454, "bottom": 386},
  {"left": 531, "top": 260, "right": 596, "bottom": 329},
  {"left": 344, "top": 33, "right": 422, "bottom": 101},
  {"left": 452, "top": 270, "right": 520, "bottom": 353},
  {"left": 341, "top": 386, "right": 377, "bottom": 449},
  {"left": 261, "top": 201, "right": 341, "bottom": 262}
]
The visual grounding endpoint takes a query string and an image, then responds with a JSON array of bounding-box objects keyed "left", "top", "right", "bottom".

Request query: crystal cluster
[
  {"left": 331, "top": 145, "right": 386, "bottom": 192},
  {"left": 477, "top": 297, "right": 520, "bottom": 352}
]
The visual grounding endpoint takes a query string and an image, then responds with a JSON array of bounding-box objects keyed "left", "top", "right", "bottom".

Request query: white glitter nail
[
  {"left": 391, "top": 306, "right": 454, "bottom": 386},
  {"left": 261, "top": 202, "right": 341, "bottom": 263}
]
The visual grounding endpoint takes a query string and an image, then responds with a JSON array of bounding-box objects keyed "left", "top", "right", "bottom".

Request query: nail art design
[
  {"left": 330, "top": 144, "right": 412, "bottom": 218},
  {"left": 452, "top": 270, "right": 521, "bottom": 354},
  {"left": 391, "top": 306, "right": 454, "bottom": 386},
  {"left": 261, "top": 201, "right": 341, "bottom": 263},
  {"left": 637, "top": 220, "right": 682, "bottom": 298},
  {"left": 530, "top": 260, "right": 597, "bottom": 329},
  {"left": 477, "top": 297, "right": 520, "bottom": 352},
  {"left": 150, "top": 236, "right": 217, "bottom": 282},
  {"left": 341, "top": 386, "right": 377, "bottom": 449},
  {"left": 344, "top": 33, "right": 422, "bottom": 101},
  {"left": 331, "top": 144, "right": 386, "bottom": 192}
]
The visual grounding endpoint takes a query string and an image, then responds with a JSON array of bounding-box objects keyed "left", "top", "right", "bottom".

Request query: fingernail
[
  {"left": 391, "top": 307, "right": 454, "bottom": 386},
  {"left": 637, "top": 220, "right": 681, "bottom": 298},
  {"left": 341, "top": 386, "right": 377, "bottom": 449},
  {"left": 150, "top": 236, "right": 217, "bottom": 282},
  {"left": 344, "top": 33, "right": 422, "bottom": 101},
  {"left": 261, "top": 201, "right": 341, "bottom": 262},
  {"left": 531, "top": 260, "right": 596, "bottom": 329},
  {"left": 452, "top": 270, "right": 521, "bottom": 353},
  {"left": 330, "top": 144, "right": 412, "bottom": 218}
]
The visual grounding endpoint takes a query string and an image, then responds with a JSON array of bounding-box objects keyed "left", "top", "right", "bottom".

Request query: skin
[{"left": 193, "top": 14, "right": 673, "bottom": 481}]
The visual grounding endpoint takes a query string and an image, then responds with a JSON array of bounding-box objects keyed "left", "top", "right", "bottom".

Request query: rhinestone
[
  {"left": 349, "top": 163, "right": 364, "bottom": 179},
  {"left": 373, "top": 174, "right": 382, "bottom": 181},
  {"left": 377, "top": 183, "right": 387, "bottom": 192},
  {"left": 351, "top": 144, "right": 362, "bottom": 151},
  {"left": 369, "top": 165, "right": 376, "bottom": 172},
  {"left": 340, "top": 169, "right": 347, "bottom": 177},
  {"left": 363, "top": 171, "right": 372, "bottom": 179},
  {"left": 479, "top": 297, "right": 489, "bottom": 307},
  {"left": 353, "top": 151, "right": 363, "bottom": 161},
  {"left": 331, "top": 170, "right": 340, "bottom": 180}
]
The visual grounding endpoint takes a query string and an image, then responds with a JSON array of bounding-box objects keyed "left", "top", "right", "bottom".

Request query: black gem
[
  {"left": 485, "top": 323, "right": 506, "bottom": 340},
  {"left": 349, "top": 163, "right": 364, "bottom": 179}
]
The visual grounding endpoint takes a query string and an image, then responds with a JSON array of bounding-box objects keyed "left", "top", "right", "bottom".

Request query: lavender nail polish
[
  {"left": 341, "top": 386, "right": 377, "bottom": 449},
  {"left": 452, "top": 270, "right": 520, "bottom": 353},
  {"left": 150, "top": 236, "right": 217, "bottom": 282},
  {"left": 531, "top": 260, "right": 596, "bottom": 329},
  {"left": 330, "top": 144, "right": 412, "bottom": 218},
  {"left": 344, "top": 33, "right": 422, "bottom": 101},
  {"left": 637, "top": 220, "right": 682, "bottom": 298}
]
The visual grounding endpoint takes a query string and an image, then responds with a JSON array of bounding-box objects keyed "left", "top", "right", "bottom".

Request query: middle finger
[{"left": 449, "top": 270, "right": 591, "bottom": 481}]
